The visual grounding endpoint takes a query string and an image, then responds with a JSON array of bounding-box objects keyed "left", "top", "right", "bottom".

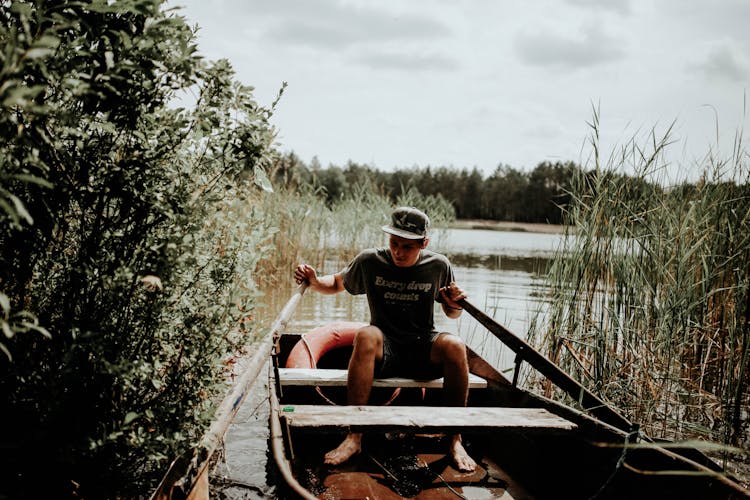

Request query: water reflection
[
  {"left": 213, "top": 368, "right": 275, "bottom": 499},
  {"left": 447, "top": 252, "right": 550, "bottom": 272},
  {"left": 432, "top": 227, "right": 563, "bottom": 258},
  {"left": 213, "top": 228, "right": 561, "bottom": 497}
]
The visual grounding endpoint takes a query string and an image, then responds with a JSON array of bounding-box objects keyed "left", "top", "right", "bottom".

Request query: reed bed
[
  {"left": 529, "top": 117, "right": 750, "bottom": 467},
  {"left": 252, "top": 182, "right": 455, "bottom": 288}
]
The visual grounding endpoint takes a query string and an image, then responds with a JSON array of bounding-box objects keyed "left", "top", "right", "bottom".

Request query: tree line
[{"left": 270, "top": 152, "right": 669, "bottom": 225}]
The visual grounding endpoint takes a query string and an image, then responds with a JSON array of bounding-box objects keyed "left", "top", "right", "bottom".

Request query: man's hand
[
  {"left": 440, "top": 281, "right": 467, "bottom": 317},
  {"left": 294, "top": 265, "right": 344, "bottom": 294},
  {"left": 294, "top": 264, "right": 318, "bottom": 286}
]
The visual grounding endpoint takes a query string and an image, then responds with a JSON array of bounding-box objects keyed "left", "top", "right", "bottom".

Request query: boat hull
[{"left": 270, "top": 330, "right": 748, "bottom": 500}]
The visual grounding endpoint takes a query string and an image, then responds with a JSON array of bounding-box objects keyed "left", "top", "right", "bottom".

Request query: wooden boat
[
  {"left": 268, "top": 285, "right": 749, "bottom": 499},
  {"left": 153, "top": 284, "right": 749, "bottom": 499}
]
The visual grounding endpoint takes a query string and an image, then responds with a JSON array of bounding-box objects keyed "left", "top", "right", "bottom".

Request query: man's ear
[{"left": 421, "top": 237, "right": 430, "bottom": 249}]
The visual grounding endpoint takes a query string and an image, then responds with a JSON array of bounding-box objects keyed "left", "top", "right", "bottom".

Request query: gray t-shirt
[{"left": 340, "top": 248, "right": 455, "bottom": 343}]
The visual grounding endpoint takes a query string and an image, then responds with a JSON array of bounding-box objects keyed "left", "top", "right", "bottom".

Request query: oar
[
  {"left": 458, "top": 298, "right": 634, "bottom": 432},
  {"left": 460, "top": 300, "right": 750, "bottom": 497}
]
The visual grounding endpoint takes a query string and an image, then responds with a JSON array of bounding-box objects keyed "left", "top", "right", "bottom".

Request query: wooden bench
[
  {"left": 279, "top": 405, "right": 577, "bottom": 431},
  {"left": 278, "top": 368, "right": 488, "bottom": 389}
]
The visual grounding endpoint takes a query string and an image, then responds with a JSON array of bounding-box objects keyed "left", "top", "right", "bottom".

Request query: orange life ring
[
  {"left": 285, "top": 321, "right": 401, "bottom": 405},
  {"left": 286, "top": 321, "right": 367, "bottom": 369}
]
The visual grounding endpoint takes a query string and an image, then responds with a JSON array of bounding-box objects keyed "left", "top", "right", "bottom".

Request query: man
[{"left": 293, "top": 206, "right": 477, "bottom": 472}]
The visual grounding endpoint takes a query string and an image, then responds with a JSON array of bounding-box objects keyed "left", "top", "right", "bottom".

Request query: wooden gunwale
[{"left": 152, "top": 284, "right": 309, "bottom": 500}]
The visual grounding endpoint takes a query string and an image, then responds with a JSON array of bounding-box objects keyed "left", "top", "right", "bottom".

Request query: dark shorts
[{"left": 375, "top": 332, "right": 444, "bottom": 380}]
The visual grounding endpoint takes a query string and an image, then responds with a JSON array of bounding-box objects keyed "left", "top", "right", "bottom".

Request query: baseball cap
[{"left": 381, "top": 206, "right": 430, "bottom": 240}]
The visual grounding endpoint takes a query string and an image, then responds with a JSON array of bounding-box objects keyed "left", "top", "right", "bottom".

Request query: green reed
[
  {"left": 530, "top": 112, "right": 749, "bottom": 454},
  {"left": 251, "top": 182, "right": 456, "bottom": 288}
]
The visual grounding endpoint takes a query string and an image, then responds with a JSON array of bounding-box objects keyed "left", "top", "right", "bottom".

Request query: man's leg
[
  {"left": 431, "top": 333, "right": 477, "bottom": 472},
  {"left": 324, "top": 326, "right": 383, "bottom": 465}
]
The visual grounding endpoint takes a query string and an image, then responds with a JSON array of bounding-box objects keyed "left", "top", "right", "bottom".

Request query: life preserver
[
  {"left": 285, "top": 321, "right": 400, "bottom": 405},
  {"left": 286, "top": 321, "right": 367, "bottom": 369}
]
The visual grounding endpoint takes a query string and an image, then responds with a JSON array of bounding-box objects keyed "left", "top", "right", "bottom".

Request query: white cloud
[
  {"left": 566, "top": 0, "right": 632, "bottom": 16},
  {"left": 354, "top": 49, "right": 460, "bottom": 72},
  {"left": 168, "top": 0, "right": 749, "bottom": 181},
  {"left": 690, "top": 42, "right": 750, "bottom": 84},
  {"left": 515, "top": 23, "right": 626, "bottom": 70},
  {"left": 257, "top": 0, "right": 451, "bottom": 49}
]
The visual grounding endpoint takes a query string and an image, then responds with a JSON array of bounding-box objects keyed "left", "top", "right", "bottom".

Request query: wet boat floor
[{"left": 291, "top": 432, "right": 532, "bottom": 499}]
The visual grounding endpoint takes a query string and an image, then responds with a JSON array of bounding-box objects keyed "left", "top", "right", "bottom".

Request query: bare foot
[
  {"left": 450, "top": 434, "right": 476, "bottom": 472},
  {"left": 324, "top": 433, "right": 362, "bottom": 465}
]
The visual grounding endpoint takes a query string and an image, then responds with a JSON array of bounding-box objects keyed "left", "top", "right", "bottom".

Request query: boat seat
[
  {"left": 279, "top": 404, "right": 577, "bottom": 431},
  {"left": 278, "top": 368, "right": 488, "bottom": 389}
]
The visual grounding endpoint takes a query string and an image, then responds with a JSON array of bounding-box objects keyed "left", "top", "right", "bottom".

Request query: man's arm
[{"left": 294, "top": 264, "right": 346, "bottom": 294}]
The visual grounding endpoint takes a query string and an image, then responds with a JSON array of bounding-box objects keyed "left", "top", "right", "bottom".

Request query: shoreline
[{"left": 448, "top": 218, "right": 566, "bottom": 234}]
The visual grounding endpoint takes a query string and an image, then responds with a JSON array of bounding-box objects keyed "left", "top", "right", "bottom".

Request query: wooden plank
[
  {"left": 278, "top": 368, "right": 487, "bottom": 389},
  {"left": 280, "top": 405, "right": 577, "bottom": 431}
]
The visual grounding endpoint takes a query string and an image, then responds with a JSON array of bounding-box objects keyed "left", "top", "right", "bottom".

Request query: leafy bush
[{"left": 0, "top": 1, "right": 279, "bottom": 496}]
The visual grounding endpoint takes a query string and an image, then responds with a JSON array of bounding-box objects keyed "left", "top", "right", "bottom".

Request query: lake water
[{"left": 212, "top": 228, "right": 565, "bottom": 498}]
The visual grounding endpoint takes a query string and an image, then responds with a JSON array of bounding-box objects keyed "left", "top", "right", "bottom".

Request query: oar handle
[
  {"left": 271, "top": 283, "right": 308, "bottom": 342},
  {"left": 458, "top": 298, "right": 633, "bottom": 432}
]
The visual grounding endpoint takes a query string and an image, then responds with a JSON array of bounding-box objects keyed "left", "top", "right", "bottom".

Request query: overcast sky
[{"left": 169, "top": 0, "right": 749, "bottom": 183}]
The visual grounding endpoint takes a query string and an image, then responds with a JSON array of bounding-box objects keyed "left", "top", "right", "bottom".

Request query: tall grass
[
  {"left": 529, "top": 113, "right": 750, "bottom": 458},
  {"left": 252, "top": 181, "right": 456, "bottom": 289}
]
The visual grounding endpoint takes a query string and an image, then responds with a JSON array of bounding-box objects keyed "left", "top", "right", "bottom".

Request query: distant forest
[{"left": 271, "top": 152, "right": 666, "bottom": 224}]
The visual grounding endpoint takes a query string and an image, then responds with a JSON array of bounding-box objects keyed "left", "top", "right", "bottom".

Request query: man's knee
[
  {"left": 352, "top": 326, "right": 382, "bottom": 357},
  {"left": 434, "top": 334, "right": 468, "bottom": 365}
]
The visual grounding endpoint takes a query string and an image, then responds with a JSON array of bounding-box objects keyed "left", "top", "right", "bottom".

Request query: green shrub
[{"left": 0, "top": 1, "right": 279, "bottom": 496}]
